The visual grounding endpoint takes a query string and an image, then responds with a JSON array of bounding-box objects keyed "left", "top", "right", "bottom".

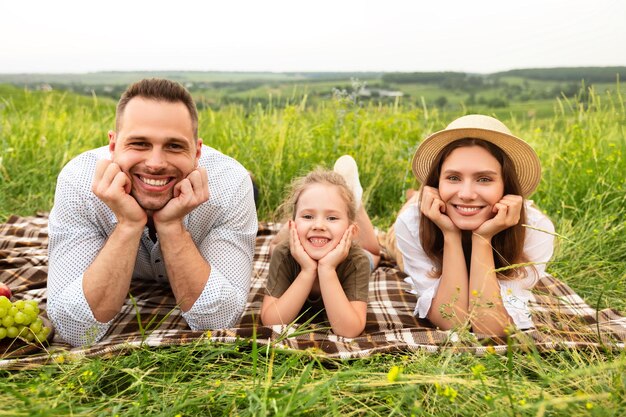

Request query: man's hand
[
  {"left": 153, "top": 168, "right": 210, "bottom": 225},
  {"left": 92, "top": 159, "right": 146, "bottom": 226}
]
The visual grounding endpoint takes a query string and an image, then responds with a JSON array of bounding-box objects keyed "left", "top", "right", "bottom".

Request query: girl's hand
[
  {"left": 420, "top": 186, "right": 459, "bottom": 235},
  {"left": 318, "top": 225, "right": 354, "bottom": 270},
  {"left": 474, "top": 194, "right": 523, "bottom": 239},
  {"left": 288, "top": 220, "right": 318, "bottom": 272}
]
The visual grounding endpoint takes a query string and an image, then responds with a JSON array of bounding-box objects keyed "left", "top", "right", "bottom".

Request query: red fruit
[{"left": 0, "top": 282, "right": 11, "bottom": 299}]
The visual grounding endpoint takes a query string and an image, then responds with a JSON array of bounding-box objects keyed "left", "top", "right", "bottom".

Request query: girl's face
[
  {"left": 294, "top": 183, "right": 352, "bottom": 260},
  {"left": 438, "top": 145, "right": 505, "bottom": 231}
]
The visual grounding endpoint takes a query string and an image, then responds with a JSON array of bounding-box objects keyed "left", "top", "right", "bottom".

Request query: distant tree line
[
  {"left": 382, "top": 72, "right": 493, "bottom": 92},
  {"left": 494, "top": 67, "right": 626, "bottom": 83}
]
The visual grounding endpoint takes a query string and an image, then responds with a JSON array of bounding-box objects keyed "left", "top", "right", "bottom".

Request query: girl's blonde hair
[{"left": 279, "top": 168, "right": 357, "bottom": 223}]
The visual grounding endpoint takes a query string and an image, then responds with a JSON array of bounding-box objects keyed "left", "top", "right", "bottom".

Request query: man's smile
[{"left": 138, "top": 176, "right": 173, "bottom": 187}]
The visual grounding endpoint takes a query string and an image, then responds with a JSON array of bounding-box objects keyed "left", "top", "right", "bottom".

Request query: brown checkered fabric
[{"left": 1, "top": 215, "right": 624, "bottom": 369}]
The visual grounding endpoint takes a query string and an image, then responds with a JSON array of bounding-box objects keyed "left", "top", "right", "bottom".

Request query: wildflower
[
  {"left": 586, "top": 402, "right": 593, "bottom": 410},
  {"left": 471, "top": 289, "right": 479, "bottom": 297},
  {"left": 518, "top": 399, "right": 526, "bottom": 406},
  {"left": 387, "top": 365, "right": 401, "bottom": 382},
  {"left": 205, "top": 330, "right": 212, "bottom": 339},
  {"left": 486, "top": 345, "right": 496, "bottom": 354},
  {"left": 471, "top": 364, "right": 486, "bottom": 379},
  {"left": 442, "top": 385, "right": 458, "bottom": 402}
]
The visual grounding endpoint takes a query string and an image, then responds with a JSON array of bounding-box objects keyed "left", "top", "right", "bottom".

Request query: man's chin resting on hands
[{"left": 47, "top": 78, "right": 258, "bottom": 347}]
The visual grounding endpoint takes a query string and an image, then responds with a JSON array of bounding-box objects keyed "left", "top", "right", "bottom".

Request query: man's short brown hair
[{"left": 116, "top": 78, "right": 199, "bottom": 138}]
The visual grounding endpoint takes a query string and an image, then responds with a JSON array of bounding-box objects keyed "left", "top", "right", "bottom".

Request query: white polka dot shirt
[{"left": 47, "top": 145, "right": 258, "bottom": 347}]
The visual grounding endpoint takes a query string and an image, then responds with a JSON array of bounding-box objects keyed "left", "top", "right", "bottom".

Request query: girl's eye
[
  {"left": 302, "top": 214, "right": 313, "bottom": 220},
  {"left": 327, "top": 216, "right": 339, "bottom": 221}
]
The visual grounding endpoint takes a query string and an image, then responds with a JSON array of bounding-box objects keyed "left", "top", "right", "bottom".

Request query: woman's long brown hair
[{"left": 418, "top": 138, "right": 528, "bottom": 280}]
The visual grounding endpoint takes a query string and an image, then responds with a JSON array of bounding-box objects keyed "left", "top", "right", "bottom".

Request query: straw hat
[{"left": 411, "top": 114, "right": 541, "bottom": 197}]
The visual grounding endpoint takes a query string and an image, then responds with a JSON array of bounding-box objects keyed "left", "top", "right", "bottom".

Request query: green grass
[{"left": 1, "top": 83, "right": 625, "bottom": 416}]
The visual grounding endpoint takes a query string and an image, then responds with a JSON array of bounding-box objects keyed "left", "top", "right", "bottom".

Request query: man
[{"left": 47, "top": 78, "right": 258, "bottom": 347}]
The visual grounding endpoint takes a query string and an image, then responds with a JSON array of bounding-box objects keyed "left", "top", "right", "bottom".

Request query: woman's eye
[
  {"left": 477, "top": 177, "right": 492, "bottom": 182},
  {"left": 447, "top": 175, "right": 460, "bottom": 181}
]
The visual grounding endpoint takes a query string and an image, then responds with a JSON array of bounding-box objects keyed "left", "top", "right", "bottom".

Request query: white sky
[{"left": 1, "top": 0, "right": 625, "bottom": 74}]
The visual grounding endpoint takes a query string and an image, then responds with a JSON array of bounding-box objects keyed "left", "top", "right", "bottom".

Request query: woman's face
[{"left": 437, "top": 145, "right": 505, "bottom": 231}]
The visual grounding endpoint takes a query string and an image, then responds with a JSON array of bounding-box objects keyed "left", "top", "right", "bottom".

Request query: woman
[{"left": 392, "top": 115, "right": 555, "bottom": 336}]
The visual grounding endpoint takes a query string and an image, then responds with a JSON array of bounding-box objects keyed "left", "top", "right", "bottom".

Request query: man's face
[{"left": 109, "top": 97, "right": 201, "bottom": 212}]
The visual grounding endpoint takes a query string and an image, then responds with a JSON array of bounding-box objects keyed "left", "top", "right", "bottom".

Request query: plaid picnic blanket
[{"left": 1, "top": 214, "right": 624, "bottom": 369}]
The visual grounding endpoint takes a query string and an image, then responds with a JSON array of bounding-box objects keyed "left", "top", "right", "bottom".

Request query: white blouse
[{"left": 394, "top": 199, "right": 555, "bottom": 329}]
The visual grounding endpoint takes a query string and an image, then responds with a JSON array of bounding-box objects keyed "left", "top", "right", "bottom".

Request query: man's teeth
[
  {"left": 456, "top": 206, "right": 481, "bottom": 213},
  {"left": 141, "top": 177, "right": 169, "bottom": 186}
]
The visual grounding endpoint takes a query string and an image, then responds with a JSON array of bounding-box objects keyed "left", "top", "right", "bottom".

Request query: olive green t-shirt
[{"left": 265, "top": 241, "right": 370, "bottom": 321}]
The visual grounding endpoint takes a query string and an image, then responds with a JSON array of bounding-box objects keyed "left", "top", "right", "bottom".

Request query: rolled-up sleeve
[
  {"left": 181, "top": 167, "right": 257, "bottom": 330},
  {"left": 48, "top": 152, "right": 115, "bottom": 346}
]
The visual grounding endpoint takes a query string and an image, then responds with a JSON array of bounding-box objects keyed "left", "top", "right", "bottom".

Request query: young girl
[
  {"left": 261, "top": 159, "right": 380, "bottom": 338},
  {"left": 392, "top": 115, "right": 555, "bottom": 336}
]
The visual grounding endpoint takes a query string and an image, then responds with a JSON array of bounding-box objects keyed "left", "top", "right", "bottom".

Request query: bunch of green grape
[{"left": 0, "top": 296, "right": 51, "bottom": 343}]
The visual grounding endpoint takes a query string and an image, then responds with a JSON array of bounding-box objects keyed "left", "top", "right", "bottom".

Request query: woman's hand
[
  {"left": 288, "top": 220, "right": 318, "bottom": 272},
  {"left": 474, "top": 194, "right": 523, "bottom": 239},
  {"left": 420, "top": 186, "right": 459, "bottom": 235}
]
